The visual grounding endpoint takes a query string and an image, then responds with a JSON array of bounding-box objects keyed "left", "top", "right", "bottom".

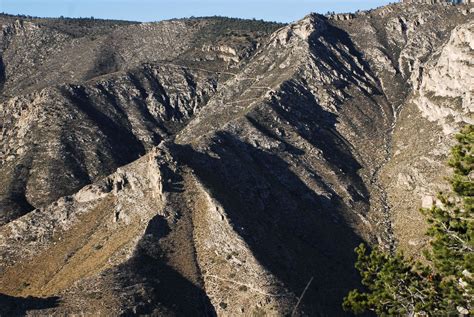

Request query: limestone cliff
[{"left": 0, "top": 3, "right": 472, "bottom": 315}]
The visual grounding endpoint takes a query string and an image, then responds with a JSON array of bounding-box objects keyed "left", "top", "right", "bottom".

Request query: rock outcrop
[{"left": 0, "top": 3, "right": 472, "bottom": 315}]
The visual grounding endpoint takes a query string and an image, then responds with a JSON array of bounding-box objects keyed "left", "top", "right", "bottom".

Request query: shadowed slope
[{"left": 170, "top": 132, "right": 364, "bottom": 315}]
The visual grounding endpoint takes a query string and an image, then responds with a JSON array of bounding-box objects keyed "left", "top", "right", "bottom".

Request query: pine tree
[
  {"left": 343, "top": 125, "right": 473, "bottom": 316},
  {"left": 423, "top": 124, "right": 473, "bottom": 314},
  {"left": 342, "top": 244, "right": 443, "bottom": 315}
]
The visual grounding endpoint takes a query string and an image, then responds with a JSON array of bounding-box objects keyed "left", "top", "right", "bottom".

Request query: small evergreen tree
[
  {"left": 343, "top": 244, "right": 444, "bottom": 315},
  {"left": 343, "top": 125, "right": 473, "bottom": 316}
]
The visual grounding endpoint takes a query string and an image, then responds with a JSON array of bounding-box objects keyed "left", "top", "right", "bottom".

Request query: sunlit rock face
[{"left": 0, "top": 2, "right": 472, "bottom": 315}]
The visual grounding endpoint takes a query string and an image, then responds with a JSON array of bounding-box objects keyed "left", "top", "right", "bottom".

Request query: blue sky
[{"left": 0, "top": 0, "right": 392, "bottom": 23}]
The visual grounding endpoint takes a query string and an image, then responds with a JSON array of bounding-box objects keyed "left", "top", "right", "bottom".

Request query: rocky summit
[{"left": 0, "top": 1, "right": 472, "bottom": 315}]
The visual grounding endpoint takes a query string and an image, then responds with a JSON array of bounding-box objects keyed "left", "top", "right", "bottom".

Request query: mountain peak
[{"left": 0, "top": 2, "right": 472, "bottom": 315}]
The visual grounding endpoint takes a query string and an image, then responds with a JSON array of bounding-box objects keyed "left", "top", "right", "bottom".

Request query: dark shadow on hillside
[
  {"left": 0, "top": 56, "right": 5, "bottom": 94},
  {"left": 265, "top": 79, "right": 369, "bottom": 202},
  {"left": 86, "top": 37, "right": 121, "bottom": 80},
  {"left": 314, "top": 19, "right": 382, "bottom": 99},
  {"left": 61, "top": 85, "right": 146, "bottom": 168},
  {"left": 169, "top": 132, "right": 364, "bottom": 316},
  {"left": 114, "top": 215, "right": 216, "bottom": 317},
  {"left": 161, "top": 165, "right": 185, "bottom": 193},
  {"left": 319, "top": 19, "right": 395, "bottom": 126},
  {"left": 0, "top": 293, "right": 60, "bottom": 315},
  {"left": 0, "top": 157, "right": 35, "bottom": 225}
]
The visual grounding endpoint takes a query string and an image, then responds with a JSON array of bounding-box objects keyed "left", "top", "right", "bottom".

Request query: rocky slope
[{"left": 0, "top": 2, "right": 472, "bottom": 316}]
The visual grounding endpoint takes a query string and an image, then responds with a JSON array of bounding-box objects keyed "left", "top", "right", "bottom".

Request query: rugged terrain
[{"left": 0, "top": 2, "right": 472, "bottom": 316}]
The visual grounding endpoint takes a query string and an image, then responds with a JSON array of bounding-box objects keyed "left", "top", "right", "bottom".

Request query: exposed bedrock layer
[{"left": 0, "top": 2, "right": 472, "bottom": 315}]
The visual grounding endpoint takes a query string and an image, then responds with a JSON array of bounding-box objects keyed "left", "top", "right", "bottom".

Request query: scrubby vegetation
[
  {"left": 343, "top": 125, "right": 473, "bottom": 316},
  {"left": 189, "top": 16, "right": 284, "bottom": 48},
  {"left": 0, "top": 12, "right": 137, "bottom": 38}
]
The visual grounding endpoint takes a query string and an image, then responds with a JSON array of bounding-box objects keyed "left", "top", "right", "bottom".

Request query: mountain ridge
[{"left": 0, "top": 2, "right": 472, "bottom": 315}]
